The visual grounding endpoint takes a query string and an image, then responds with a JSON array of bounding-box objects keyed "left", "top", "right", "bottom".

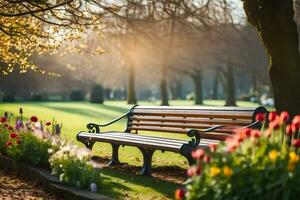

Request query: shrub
[
  {"left": 69, "top": 90, "right": 85, "bottom": 101},
  {"left": 2, "top": 93, "right": 15, "bottom": 102},
  {"left": 177, "top": 112, "right": 300, "bottom": 200},
  {"left": 49, "top": 143, "right": 101, "bottom": 190},
  {"left": 5, "top": 132, "right": 52, "bottom": 167},
  {"left": 90, "top": 85, "right": 104, "bottom": 104}
]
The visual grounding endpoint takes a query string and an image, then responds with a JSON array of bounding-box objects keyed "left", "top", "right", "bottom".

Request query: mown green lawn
[{"left": 0, "top": 100, "right": 264, "bottom": 199}]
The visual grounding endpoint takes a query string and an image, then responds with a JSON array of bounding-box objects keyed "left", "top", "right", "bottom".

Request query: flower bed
[
  {"left": 176, "top": 112, "right": 300, "bottom": 200},
  {"left": 0, "top": 110, "right": 103, "bottom": 196}
]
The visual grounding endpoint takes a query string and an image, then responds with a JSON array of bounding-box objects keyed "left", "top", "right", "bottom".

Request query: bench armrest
[
  {"left": 239, "top": 120, "right": 261, "bottom": 129},
  {"left": 87, "top": 111, "right": 130, "bottom": 133},
  {"left": 186, "top": 125, "right": 225, "bottom": 147}
]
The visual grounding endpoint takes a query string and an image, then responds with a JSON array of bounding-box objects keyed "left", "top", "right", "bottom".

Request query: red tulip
[
  {"left": 191, "top": 149, "right": 205, "bottom": 160},
  {"left": 292, "top": 139, "right": 300, "bottom": 148},
  {"left": 255, "top": 113, "right": 265, "bottom": 122},
  {"left": 203, "top": 155, "right": 211, "bottom": 163},
  {"left": 243, "top": 128, "right": 252, "bottom": 137},
  {"left": 16, "top": 139, "right": 21, "bottom": 145},
  {"left": 30, "top": 116, "right": 38, "bottom": 122},
  {"left": 5, "top": 141, "right": 12, "bottom": 147},
  {"left": 268, "top": 112, "right": 277, "bottom": 122},
  {"left": 9, "top": 132, "right": 17, "bottom": 139},
  {"left": 270, "top": 119, "right": 280, "bottom": 130},
  {"left": 286, "top": 125, "right": 294, "bottom": 136},
  {"left": 175, "top": 188, "right": 186, "bottom": 200},
  {"left": 187, "top": 166, "right": 202, "bottom": 177},
  {"left": 0, "top": 117, "right": 6, "bottom": 123},
  {"left": 291, "top": 122, "right": 299, "bottom": 133},
  {"left": 280, "top": 111, "right": 289, "bottom": 124},
  {"left": 251, "top": 130, "right": 261, "bottom": 138},
  {"left": 292, "top": 115, "right": 300, "bottom": 124},
  {"left": 209, "top": 144, "right": 218, "bottom": 152},
  {"left": 45, "top": 122, "right": 51, "bottom": 126}
]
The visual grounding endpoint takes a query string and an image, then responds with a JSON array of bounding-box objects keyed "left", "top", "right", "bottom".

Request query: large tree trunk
[
  {"left": 160, "top": 65, "right": 169, "bottom": 106},
  {"left": 243, "top": 0, "right": 300, "bottom": 116},
  {"left": 127, "top": 64, "right": 137, "bottom": 104},
  {"left": 191, "top": 70, "right": 203, "bottom": 105},
  {"left": 221, "top": 65, "right": 236, "bottom": 107}
]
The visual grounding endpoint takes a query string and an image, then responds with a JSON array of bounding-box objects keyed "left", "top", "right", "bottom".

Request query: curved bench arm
[
  {"left": 87, "top": 112, "right": 130, "bottom": 133},
  {"left": 239, "top": 120, "right": 261, "bottom": 129},
  {"left": 186, "top": 125, "right": 225, "bottom": 147}
]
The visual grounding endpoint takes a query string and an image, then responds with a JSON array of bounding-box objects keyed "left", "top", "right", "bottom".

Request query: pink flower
[
  {"left": 187, "top": 166, "right": 202, "bottom": 177},
  {"left": 251, "top": 130, "right": 261, "bottom": 138},
  {"left": 30, "top": 116, "right": 38, "bottom": 122},
  {"left": 5, "top": 141, "right": 12, "bottom": 147},
  {"left": 209, "top": 144, "right": 218, "bottom": 152},
  {"left": 279, "top": 111, "right": 289, "bottom": 124},
  {"left": 269, "top": 118, "right": 280, "bottom": 130},
  {"left": 191, "top": 149, "right": 205, "bottom": 160},
  {"left": 255, "top": 113, "right": 265, "bottom": 122}
]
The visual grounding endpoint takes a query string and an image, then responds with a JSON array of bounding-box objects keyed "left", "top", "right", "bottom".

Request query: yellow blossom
[
  {"left": 268, "top": 150, "right": 279, "bottom": 161},
  {"left": 289, "top": 152, "right": 299, "bottom": 164},
  {"left": 223, "top": 166, "right": 233, "bottom": 177},
  {"left": 287, "top": 152, "right": 299, "bottom": 171},
  {"left": 210, "top": 166, "right": 221, "bottom": 177}
]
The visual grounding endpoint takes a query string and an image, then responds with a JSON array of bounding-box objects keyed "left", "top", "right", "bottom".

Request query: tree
[
  {"left": 242, "top": 0, "right": 300, "bottom": 116},
  {"left": 0, "top": 0, "right": 100, "bottom": 75}
]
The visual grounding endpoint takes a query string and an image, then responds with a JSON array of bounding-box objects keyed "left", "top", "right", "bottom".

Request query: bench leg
[
  {"left": 180, "top": 144, "right": 196, "bottom": 166},
  {"left": 107, "top": 144, "right": 121, "bottom": 166},
  {"left": 139, "top": 148, "right": 155, "bottom": 176}
]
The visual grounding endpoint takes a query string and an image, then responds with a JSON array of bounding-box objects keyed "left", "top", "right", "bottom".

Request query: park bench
[{"left": 77, "top": 105, "right": 267, "bottom": 176}]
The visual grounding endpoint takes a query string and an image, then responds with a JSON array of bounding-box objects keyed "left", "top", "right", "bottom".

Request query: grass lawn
[{"left": 0, "top": 100, "right": 264, "bottom": 199}]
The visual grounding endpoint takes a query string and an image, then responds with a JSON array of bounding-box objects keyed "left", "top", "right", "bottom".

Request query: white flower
[
  {"left": 48, "top": 148, "right": 53, "bottom": 154},
  {"left": 90, "top": 182, "right": 97, "bottom": 193}
]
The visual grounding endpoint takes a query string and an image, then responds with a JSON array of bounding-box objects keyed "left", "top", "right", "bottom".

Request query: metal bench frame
[{"left": 77, "top": 105, "right": 267, "bottom": 176}]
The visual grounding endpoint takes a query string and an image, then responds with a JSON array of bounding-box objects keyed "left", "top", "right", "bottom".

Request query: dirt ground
[{"left": 0, "top": 170, "right": 60, "bottom": 200}]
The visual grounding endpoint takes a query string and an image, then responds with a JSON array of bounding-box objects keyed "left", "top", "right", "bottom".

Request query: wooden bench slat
[
  {"left": 129, "top": 121, "right": 241, "bottom": 130},
  {"left": 130, "top": 116, "right": 252, "bottom": 126}
]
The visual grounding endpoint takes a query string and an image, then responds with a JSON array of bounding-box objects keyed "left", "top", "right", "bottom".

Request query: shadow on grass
[
  {"left": 100, "top": 167, "right": 180, "bottom": 199},
  {"left": 36, "top": 102, "right": 129, "bottom": 119}
]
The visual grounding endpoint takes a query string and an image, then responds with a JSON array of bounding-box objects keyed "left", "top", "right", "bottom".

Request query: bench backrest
[{"left": 126, "top": 106, "right": 268, "bottom": 140}]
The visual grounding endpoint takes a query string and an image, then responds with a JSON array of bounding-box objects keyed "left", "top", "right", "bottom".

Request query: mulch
[
  {"left": 92, "top": 156, "right": 187, "bottom": 184},
  {"left": 0, "top": 170, "right": 61, "bottom": 200}
]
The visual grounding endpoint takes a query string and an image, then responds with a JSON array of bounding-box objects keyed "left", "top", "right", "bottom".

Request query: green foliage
[
  {"left": 0, "top": 127, "right": 9, "bottom": 154},
  {"left": 69, "top": 90, "right": 85, "bottom": 101},
  {"left": 6, "top": 132, "right": 52, "bottom": 167},
  {"left": 90, "top": 84, "right": 104, "bottom": 104},
  {"left": 183, "top": 113, "right": 300, "bottom": 200},
  {"left": 49, "top": 144, "right": 101, "bottom": 190}
]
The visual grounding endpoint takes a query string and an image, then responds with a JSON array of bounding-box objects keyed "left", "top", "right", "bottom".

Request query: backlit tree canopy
[{"left": 0, "top": 0, "right": 101, "bottom": 75}]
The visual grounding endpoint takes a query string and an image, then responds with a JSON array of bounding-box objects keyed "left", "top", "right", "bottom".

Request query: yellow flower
[
  {"left": 287, "top": 152, "right": 299, "bottom": 171},
  {"left": 223, "top": 166, "right": 233, "bottom": 177},
  {"left": 289, "top": 152, "right": 299, "bottom": 164},
  {"left": 210, "top": 166, "right": 221, "bottom": 177},
  {"left": 268, "top": 150, "right": 279, "bottom": 161}
]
